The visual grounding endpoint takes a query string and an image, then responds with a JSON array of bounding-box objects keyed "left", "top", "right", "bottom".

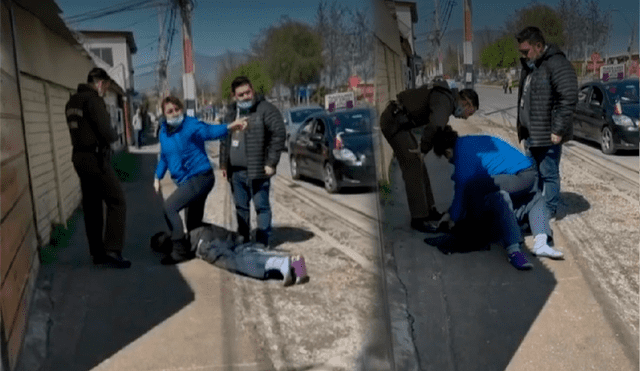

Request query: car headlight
[
  {"left": 333, "top": 148, "right": 358, "bottom": 163},
  {"left": 612, "top": 114, "right": 635, "bottom": 127}
]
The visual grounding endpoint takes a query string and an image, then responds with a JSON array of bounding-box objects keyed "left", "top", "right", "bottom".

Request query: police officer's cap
[{"left": 87, "top": 68, "right": 112, "bottom": 83}]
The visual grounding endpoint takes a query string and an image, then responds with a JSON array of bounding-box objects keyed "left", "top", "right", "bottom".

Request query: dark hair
[
  {"left": 161, "top": 96, "right": 184, "bottom": 115},
  {"left": 432, "top": 126, "right": 459, "bottom": 157},
  {"left": 150, "top": 231, "right": 172, "bottom": 254},
  {"left": 459, "top": 89, "right": 479, "bottom": 109},
  {"left": 231, "top": 75, "right": 253, "bottom": 94},
  {"left": 87, "top": 67, "right": 111, "bottom": 84},
  {"left": 515, "top": 26, "right": 546, "bottom": 47}
]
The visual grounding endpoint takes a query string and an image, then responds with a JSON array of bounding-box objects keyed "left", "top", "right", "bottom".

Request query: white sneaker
[{"left": 532, "top": 244, "right": 564, "bottom": 260}]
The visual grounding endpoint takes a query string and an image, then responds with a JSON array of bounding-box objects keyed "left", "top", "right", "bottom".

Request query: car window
[
  {"left": 578, "top": 86, "right": 591, "bottom": 103},
  {"left": 291, "top": 108, "right": 324, "bottom": 123},
  {"left": 313, "top": 120, "right": 326, "bottom": 136},
  {"left": 590, "top": 87, "right": 604, "bottom": 106},
  {"left": 331, "top": 111, "right": 372, "bottom": 133},
  {"left": 300, "top": 120, "right": 314, "bottom": 134},
  {"left": 606, "top": 82, "right": 639, "bottom": 104}
]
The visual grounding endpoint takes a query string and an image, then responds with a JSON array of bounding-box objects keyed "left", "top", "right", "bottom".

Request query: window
[
  {"left": 590, "top": 87, "right": 604, "bottom": 106},
  {"left": 90, "top": 48, "right": 114, "bottom": 67},
  {"left": 578, "top": 86, "right": 590, "bottom": 103}
]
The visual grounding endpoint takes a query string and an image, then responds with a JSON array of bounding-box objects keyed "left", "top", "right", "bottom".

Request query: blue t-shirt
[{"left": 449, "top": 135, "right": 534, "bottom": 222}]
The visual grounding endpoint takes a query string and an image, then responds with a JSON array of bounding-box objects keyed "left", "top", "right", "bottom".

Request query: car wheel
[
  {"left": 290, "top": 156, "right": 301, "bottom": 180},
  {"left": 600, "top": 126, "right": 616, "bottom": 154},
  {"left": 323, "top": 163, "right": 339, "bottom": 193}
]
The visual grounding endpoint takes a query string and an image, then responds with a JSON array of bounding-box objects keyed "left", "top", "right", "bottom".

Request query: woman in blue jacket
[
  {"left": 154, "top": 96, "right": 247, "bottom": 264},
  {"left": 432, "top": 126, "right": 564, "bottom": 270}
]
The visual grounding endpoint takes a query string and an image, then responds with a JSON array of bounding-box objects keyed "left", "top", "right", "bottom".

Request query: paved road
[{"left": 476, "top": 84, "right": 639, "bottom": 173}]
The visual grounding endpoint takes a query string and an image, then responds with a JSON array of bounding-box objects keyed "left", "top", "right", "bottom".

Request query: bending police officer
[{"left": 379, "top": 80, "right": 478, "bottom": 232}]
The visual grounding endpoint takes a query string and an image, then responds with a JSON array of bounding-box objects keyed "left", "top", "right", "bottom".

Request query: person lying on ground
[
  {"left": 150, "top": 223, "right": 309, "bottom": 286},
  {"left": 153, "top": 96, "right": 247, "bottom": 265},
  {"left": 430, "top": 126, "right": 564, "bottom": 270}
]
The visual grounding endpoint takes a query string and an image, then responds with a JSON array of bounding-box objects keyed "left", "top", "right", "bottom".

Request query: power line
[{"left": 65, "top": 1, "right": 167, "bottom": 24}]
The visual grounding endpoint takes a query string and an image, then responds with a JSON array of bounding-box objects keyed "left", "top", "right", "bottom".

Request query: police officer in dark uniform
[
  {"left": 379, "top": 80, "right": 479, "bottom": 233},
  {"left": 65, "top": 68, "right": 130, "bottom": 268}
]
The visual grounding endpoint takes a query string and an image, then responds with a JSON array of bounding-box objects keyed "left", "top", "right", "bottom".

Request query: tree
[
  {"left": 256, "top": 19, "right": 323, "bottom": 102},
  {"left": 218, "top": 59, "right": 273, "bottom": 100},
  {"left": 316, "top": 0, "right": 350, "bottom": 90},
  {"left": 349, "top": 8, "right": 374, "bottom": 83},
  {"left": 480, "top": 35, "right": 519, "bottom": 71},
  {"left": 505, "top": 4, "right": 565, "bottom": 47}
]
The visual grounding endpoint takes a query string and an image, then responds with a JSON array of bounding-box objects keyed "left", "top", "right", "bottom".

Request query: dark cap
[{"left": 87, "top": 67, "right": 112, "bottom": 84}]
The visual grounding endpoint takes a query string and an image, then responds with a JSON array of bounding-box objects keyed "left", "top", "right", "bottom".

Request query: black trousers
[
  {"left": 163, "top": 170, "right": 214, "bottom": 243},
  {"left": 73, "top": 151, "right": 126, "bottom": 256},
  {"left": 380, "top": 104, "right": 435, "bottom": 219}
]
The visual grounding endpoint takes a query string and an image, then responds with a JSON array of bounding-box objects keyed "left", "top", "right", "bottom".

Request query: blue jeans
[
  {"left": 198, "top": 239, "right": 283, "bottom": 279},
  {"left": 230, "top": 169, "right": 272, "bottom": 246},
  {"left": 527, "top": 145, "right": 562, "bottom": 217}
]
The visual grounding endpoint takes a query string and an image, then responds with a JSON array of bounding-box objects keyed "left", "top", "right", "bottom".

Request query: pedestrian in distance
[
  {"left": 132, "top": 106, "right": 142, "bottom": 148},
  {"left": 154, "top": 96, "right": 248, "bottom": 265},
  {"left": 516, "top": 26, "right": 578, "bottom": 218},
  {"left": 379, "top": 79, "right": 479, "bottom": 233},
  {"left": 219, "top": 76, "right": 286, "bottom": 247},
  {"left": 151, "top": 223, "right": 309, "bottom": 286},
  {"left": 431, "top": 126, "right": 564, "bottom": 271},
  {"left": 65, "top": 67, "right": 130, "bottom": 268}
]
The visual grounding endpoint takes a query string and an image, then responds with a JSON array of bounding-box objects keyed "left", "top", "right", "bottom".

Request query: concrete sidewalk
[
  {"left": 381, "top": 118, "right": 637, "bottom": 371},
  {"left": 18, "top": 144, "right": 272, "bottom": 371}
]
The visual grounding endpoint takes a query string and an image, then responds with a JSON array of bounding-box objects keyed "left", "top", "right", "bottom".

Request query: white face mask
[
  {"left": 237, "top": 100, "right": 253, "bottom": 110},
  {"left": 166, "top": 114, "right": 184, "bottom": 126}
]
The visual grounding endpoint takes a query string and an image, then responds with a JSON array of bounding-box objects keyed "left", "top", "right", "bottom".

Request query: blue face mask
[
  {"left": 237, "top": 100, "right": 253, "bottom": 110},
  {"left": 166, "top": 114, "right": 184, "bottom": 126},
  {"left": 453, "top": 103, "right": 466, "bottom": 118}
]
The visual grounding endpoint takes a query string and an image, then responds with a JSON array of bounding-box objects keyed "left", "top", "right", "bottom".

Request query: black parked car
[
  {"left": 283, "top": 105, "right": 325, "bottom": 151},
  {"left": 289, "top": 107, "right": 377, "bottom": 193},
  {"left": 573, "top": 78, "right": 639, "bottom": 154}
]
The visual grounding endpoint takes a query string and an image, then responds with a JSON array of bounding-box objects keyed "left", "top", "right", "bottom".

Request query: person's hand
[
  {"left": 222, "top": 169, "right": 227, "bottom": 179},
  {"left": 153, "top": 178, "right": 161, "bottom": 194},
  {"left": 551, "top": 133, "right": 562, "bottom": 145},
  {"left": 407, "top": 147, "right": 421, "bottom": 154},
  {"left": 228, "top": 117, "right": 248, "bottom": 132},
  {"left": 438, "top": 212, "right": 454, "bottom": 231},
  {"left": 265, "top": 166, "right": 275, "bottom": 176}
]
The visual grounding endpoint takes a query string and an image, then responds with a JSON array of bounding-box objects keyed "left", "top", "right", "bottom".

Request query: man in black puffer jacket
[
  {"left": 516, "top": 26, "right": 578, "bottom": 218},
  {"left": 220, "top": 76, "right": 286, "bottom": 247}
]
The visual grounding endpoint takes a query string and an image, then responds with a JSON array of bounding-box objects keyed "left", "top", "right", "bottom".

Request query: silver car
[{"left": 283, "top": 105, "right": 325, "bottom": 151}]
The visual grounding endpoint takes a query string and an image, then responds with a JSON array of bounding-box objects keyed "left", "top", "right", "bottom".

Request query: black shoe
[
  {"left": 160, "top": 250, "right": 195, "bottom": 265},
  {"left": 410, "top": 218, "right": 439, "bottom": 233},
  {"left": 93, "top": 252, "right": 131, "bottom": 269},
  {"left": 425, "top": 208, "right": 444, "bottom": 222}
]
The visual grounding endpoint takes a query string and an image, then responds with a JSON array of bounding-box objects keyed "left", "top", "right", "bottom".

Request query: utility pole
[
  {"left": 177, "top": 0, "right": 197, "bottom": 117},
  {"left": 434, "top": 0, "right": 443, "bottom": 76},
  {"left": 157, "top": 8, "right": 170, "bottom": 108},
  {"left": 462, "top": 0, "right": 474, "bottom": 89}
]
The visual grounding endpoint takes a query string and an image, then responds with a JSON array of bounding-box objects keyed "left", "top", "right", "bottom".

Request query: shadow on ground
[
  {"left": 382, "top": 157, "right": 559, "bottom": 371},
  {"left": 19, "top": 150, "right": 196, "bottom": 371},
  {"left": 269, "top": 226, "right": 315, "bottom": 249}
]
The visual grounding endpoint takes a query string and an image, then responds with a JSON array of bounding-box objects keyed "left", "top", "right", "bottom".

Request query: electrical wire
[{"left": 65, "top": 1, "right": 167, "bottom": 25}]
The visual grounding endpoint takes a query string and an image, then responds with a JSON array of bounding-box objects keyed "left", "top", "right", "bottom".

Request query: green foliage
[
  {"left": 219, "top": 59, "right": 274, "bottom": 99},
  {"left": 480, "top": 36, "right": 520, "bottom": 70},
  {"left": 262, "top": 21, "right": 324, "bottom": 87},
  {"left": 506, "top": 4, "right": 565, "bottom": 47}
]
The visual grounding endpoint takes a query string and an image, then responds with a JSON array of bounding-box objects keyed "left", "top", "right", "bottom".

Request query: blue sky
[
  {"left": 413, "top": 0, "right": 639, "bottom": 57},
  {"left": 54, "top": 0, "right": 373, "bottom": 79},
  {"left": 54, "top": 0, "right": 638, "bottom": 78}
]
